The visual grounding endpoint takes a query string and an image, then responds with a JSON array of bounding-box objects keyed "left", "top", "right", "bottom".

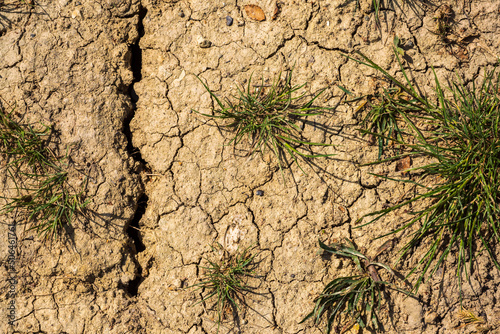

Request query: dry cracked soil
[{"left": 1, "top": 0, "right": 500, "bottom": 333}]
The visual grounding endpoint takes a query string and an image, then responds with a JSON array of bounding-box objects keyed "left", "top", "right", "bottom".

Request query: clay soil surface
[{"left": 1, "top": 0, "right": 500, "bottom": 333}]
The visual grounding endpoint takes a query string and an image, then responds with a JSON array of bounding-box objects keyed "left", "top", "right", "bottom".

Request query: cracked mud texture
[{"left": 1, "top": 0, "right": 500, "bottom": 333}]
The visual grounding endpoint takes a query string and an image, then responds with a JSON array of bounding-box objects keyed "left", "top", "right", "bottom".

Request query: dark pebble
[
  {"left": 256, "top": 190, "right": 264, "bottom": 196},
  {"left": 30, "top": 33, "right": 36, "bottom": 38},
  {"left": 199, "top": 40, "right": 211, "bottom": 48},
  {"left": 179, "top": 10, "right": 185, "bottom": 18},
  {"left": 405, "top": 40, "right": 414, "bottom": 48},
  {"left": 75, "top": 1, "right": 81, "bottom": 5},
  {"left": 291, "top": 274, "right": 295, "bottom": 278},
  {"left": 226, "top": 16, "right": 233, "bottom": 26}
]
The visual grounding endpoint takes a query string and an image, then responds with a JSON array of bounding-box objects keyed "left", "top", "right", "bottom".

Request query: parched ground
[{"left": 1, "top": 0, "right": 500, "bottom": 333}]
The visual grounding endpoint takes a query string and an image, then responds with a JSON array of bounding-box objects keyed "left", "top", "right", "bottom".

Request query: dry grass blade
[
  {"left": 457, "top": 308, "right": 493, "bottom": 333},
  {"left": 457, "top": 308, "right": 485, "bottom": 326}
]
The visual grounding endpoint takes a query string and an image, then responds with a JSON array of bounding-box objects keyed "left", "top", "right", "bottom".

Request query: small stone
[
  {"left": 291, "top": 274, "right": 295, "bottom": 278},
  {"left": 256, "top": 190, "right": 264, "bottom": 196},
  {"left": 226, "top": 16, "right": 233, "bottom": 26},
  {"left": 424, "top": 311, "right": 439, "bottom": 324},
  {"left": 172, "top": 278, "right": 183, "bottom": 288},
  {"left": 30, "top": 33, "right": 36, "bottom": 38},
  {"left": 199, "top": 39, "right": 212, "bottom": 48},
  {"left": 364, "top": 15, "right": 370, "bottom": 21},
  {"left": 179, "top": 10, "right": 185, "bottom": 18},
  {"left": 245, "top": 4, "right": 266, "bottom": 21},
  {"left": 71, "top": 8, "right": 82, "bottom": 19},
  {"left": 405, "top": 40, "right": 414, "bottom": 48},
  {"left": 75, "top": 1, "right": 81, "bottom": 5}
]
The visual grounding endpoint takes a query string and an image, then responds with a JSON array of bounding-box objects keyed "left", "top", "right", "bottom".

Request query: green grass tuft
[
  {"left": 189, "top": 243, "right": 260, "bottom": 333},
  {"left": 340, "top": 0, "right": 424, "bottom": 27},
  {"left": 349, "top": 50, "right": 500, "bottom": 294},
  {"left": 352, "top": 85, "right": 410, "bottom": 159},
  {"left": 0, "top": 100, "right": 89, "bottom": 240},
  {"left": 301, "top": 239, "right": 411, "bottom": 333},
  {"left": 193, "top": 69, "right": 334, "bottom": 180}
]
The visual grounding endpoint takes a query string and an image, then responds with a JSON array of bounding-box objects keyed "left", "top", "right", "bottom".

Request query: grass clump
[
  {"left": 301, "top": 239, "right": 410, "bottom": 333},
  {"left": 457, "top": 308, "right": 485, "bottom": 326},
  {"left": 190, "top": 243, "right": 260, "bottom": 333},
  {"left": 350, "top": 85, "right": 408, "bottom": 159},
  {"left": 341, "top": 0, "right": 424, "bottom": 26},
  {"left": 349, "top": 51, "right": 500, "bottom": 293},
  {"left": 0, "top": 100, "right": 89, "bottom": 239},
  {"left": 194, "top": 69, "right": 334, "bottom": 179}
]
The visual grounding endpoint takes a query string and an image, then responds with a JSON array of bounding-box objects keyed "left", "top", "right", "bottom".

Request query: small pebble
[
  {"left": 226, "top": 16, "right": 233, "bottom": 26},
  {"left": 179, "top": 10, "right": 185, "bottom": 18},
  {"left": 424, "top": 311, "right": 439, "bottom": 324},
  {"left": 30, "top": 33, "right": 36, "bottom": 38},
  {"left": 173, "top": 278, "right": 183, "bottom": 288},
  {"left": 364, "top": 15, "right": 370, "bottom": 21},
  {"left": 405, "top": 40, "right": 414, "bottom": 48},
  {"left": 71, "top": 8, "right": 82, "bottom": 19},
  {"left": 291, "top": 274, "right": 295, "bottom": 278},
  {"left": 199, "top": 39, "right": 212, "bottom": 48},
  {"left": 75, "top": 1, "right": 81, "bottom": 5},
  {"left": 256, "top": 190, "right": 264, "bottom": 196}
]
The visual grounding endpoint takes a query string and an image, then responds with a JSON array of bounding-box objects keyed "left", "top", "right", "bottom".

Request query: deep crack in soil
[{"left": 123, "top": 3, "right": 148, "bottom": 298}]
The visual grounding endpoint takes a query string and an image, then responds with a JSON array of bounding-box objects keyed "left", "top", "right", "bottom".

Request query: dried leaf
[
  {"left": 396, "top": 156, "right": 411, "bottom": 174},
  {"left": 245, "top": 4, "right": 266, "bottom": 21}
]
